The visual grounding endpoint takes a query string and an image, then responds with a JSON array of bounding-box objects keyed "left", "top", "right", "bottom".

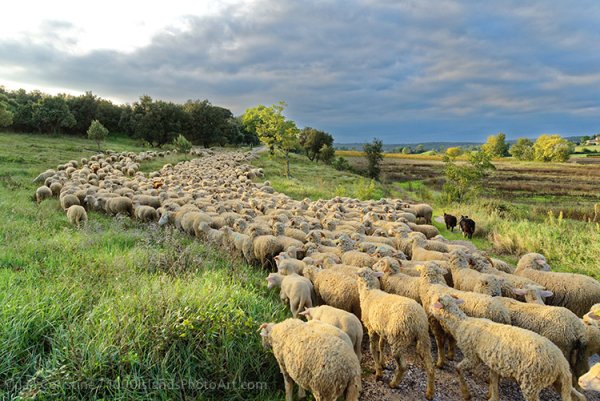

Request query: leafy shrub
[
  {"left": 332, "top": 156, "right": 351, "bottom": 171},
  {"left": 173, "top": 134, "right": 192, "bottom": 154}
]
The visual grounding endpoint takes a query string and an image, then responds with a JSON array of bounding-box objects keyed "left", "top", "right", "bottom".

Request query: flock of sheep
[{"left": 33, "top": 148, "right": 600, "bottom": 401}]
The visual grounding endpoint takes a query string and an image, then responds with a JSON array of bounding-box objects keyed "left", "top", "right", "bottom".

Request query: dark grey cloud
[{"left": 1, "top": 0, "right": 599, "bottom": 143}]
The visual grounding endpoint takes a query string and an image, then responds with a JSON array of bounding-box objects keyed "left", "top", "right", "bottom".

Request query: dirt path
[{"left": 359, "top": 337, "right": 600, "bottom": 400}]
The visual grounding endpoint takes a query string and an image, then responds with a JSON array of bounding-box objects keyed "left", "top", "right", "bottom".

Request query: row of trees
[
  {"left": 0, "top": 87, "right": 259, "bottom": 148},
  {"left": 448, "top": 133, "right": 575, "bottom": 162}
]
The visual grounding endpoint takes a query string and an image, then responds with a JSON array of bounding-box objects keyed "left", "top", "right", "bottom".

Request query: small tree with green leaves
[
  {"left": 415, "top": 144, "right": 426, "bottom": 153},
  {"left": 402, "top": 146, "right": 411, "bottom": 154},
  {"left": 482, "top": 132, "right": 509, "bottom": 157},
  {"left": 87, "top": 119, "right": 109, "bottom": 150},
  {"left": 320, "top": 144, "right": 335, "bottom": 164},
  {"left": 442, "top": 151, "right": 495, "bottom": 202},
  {"left": 173, "top": 134, "right": 192, "bottom": 153},
  {"left": 509, "top": 138, "right": 534, "bottom": 160},
  {"left": 242, "top": 102, "right": 299, "bottom": 178},
  {"left": 363, "top": 138, "right": 384, "bottom": 180},
  {"left": 446, "top": 147, "right": 462, "bottom": 158}
]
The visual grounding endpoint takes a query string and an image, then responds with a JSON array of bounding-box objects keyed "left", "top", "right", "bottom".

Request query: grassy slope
[
  {"left": 0, "top": 132, "right": 286, "bottom": 401},
  {"left": 254, "top": 152, "right": 600, "bottom": 279}
]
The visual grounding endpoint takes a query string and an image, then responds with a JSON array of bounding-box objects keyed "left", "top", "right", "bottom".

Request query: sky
[{"left": 1, "top": 0, "right": 599, "bottom": 143}]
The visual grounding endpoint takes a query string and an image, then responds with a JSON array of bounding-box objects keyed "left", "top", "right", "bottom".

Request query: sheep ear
[
  {"left": 433, "top": 302, "right": 444, "bottom": 309},
  {"left": 540, "top": 290, "right": 553, "bottom": 298},
  {"left": 373, "top": 271, "right": 384, "bottom": 278},
  {"left": 513, "top": 288, "right": 527, "bottom": 296},
  {"left": 258, "top": 323, "right": 269, "bottom": 334}
]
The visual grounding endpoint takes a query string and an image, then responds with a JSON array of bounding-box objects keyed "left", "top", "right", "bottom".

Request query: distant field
[{"left": 343, "top": 154, "right": 600, "bottom": 221}]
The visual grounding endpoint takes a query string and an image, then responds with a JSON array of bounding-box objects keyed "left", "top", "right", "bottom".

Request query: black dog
[
  {"left": 459, "top": 216, "right": 475, "bottom": 239},
  {"left": 443, "top": 213, "right": 457, "bottom": 231}
]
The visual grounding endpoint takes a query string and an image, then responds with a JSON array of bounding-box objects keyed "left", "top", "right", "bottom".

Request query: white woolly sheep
[
  {"left": 259, "top": 318, "right": 361, "bottom": 401},
  {"left": 299, "top": 305, "right": 363, "bottom": 360},
  {"left": 303, "top": 266, "right": 362, "bottom": 317},
  {"left": 266, "top": 273, "right": 314, "bottom": 318},
  {"left": 430, "top": 295, "right": 585, "bottom": 401},
  {"left": 35, "top": 186, "right": 53, "bottom": 203},
  {"left": 134, "top": 205, "right": 158, "bottom": 222},
  {"left": 356, "top": 268, "right": 435, "bottom": 398},
  {"left": 275, "top": 252, "right": 307, "bottom": 276},
  {"left": 372, "top": 257, "right": 421, "bottom": 303},
  {"left": 59, "top": 194, "right": 80, "bottom": 211},
  {"left": 448, "top": 250, "right": 502, "bottom": 296},
  {"left": 515, "top": 253, "right": 600, "bottom": 317},
  {"left": 66, "top": 205, "right": 87, "bottom": 228}
]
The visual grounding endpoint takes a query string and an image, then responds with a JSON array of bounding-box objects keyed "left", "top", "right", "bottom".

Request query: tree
[
  {"left": 533, "top": 134, "right": 574, "bottom": 162},
  {"left": 320, "top": 144, "right": 335, "bottom": 164},
  {"left": 242, "top": 102, "right": 299, "bottom": 178},
  {"left": 173, "top": 134, "right": 192, "bottom": 153},
  {"left": 32, "top": 95, "right": 76, "bottom": 134},
  {"left": 298, "top": 127, "right": 334, "bottom": 162},
  {"left": 442, "top": 151, "right": 495, "bottom": 202},
  {"left": 0, "top": 101, "right": 13, "bottom": 128},
  {"left": 131, "top": 96, "right": 185, "bottom": 146},
  {"left": 481, "top": 132, "right": 509, "bottom": 157},
  {"left": 446, "top": 147, "right": 462, "bottom": 158},
  {"left": 402, "top": 147, "right": 412, "bottom": 154},
  {"left": 87, "top": 120, "right": 109, "bottom": 150},
  {"left": 509, "top": 138, "right": 534, "bottom": 161},
  {"left": 183, "top": 99, "right": 234, "bottom": 148},
  {"left": 415, "top": 144, "right": 426, "bottom": 153},
  {"left": 66, "top": 91, "right": 99, "bottom": 135},
  {"left": 363, "top": 138, "right": 383, "bottom": 180},
  {"left": 580, "top": 135, "right": 591, "bottom": 145}
]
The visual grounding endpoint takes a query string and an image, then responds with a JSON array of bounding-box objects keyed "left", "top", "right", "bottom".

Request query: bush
[
  {"left": 173, "top": 134, "right": 192, "bottom": 153},
  {"left": 332, "top": 156, "right": 351, "bottom": 171}
]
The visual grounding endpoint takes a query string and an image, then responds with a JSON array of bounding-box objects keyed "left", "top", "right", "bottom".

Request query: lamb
[
  {"left": 418, "top": 263, "right": 510, "bottom": 368},
  {"left": 266, "top": 273, "right": 314, "bottom": 318},
  {"left": 259, "top": 318, "right": 361, "bottom": 401},
  {"left": 515, "top": 253, "right": 600, "bottom": 317},
  {"left": 495, "top": 295, "right": 589, "bottom": 386},
  {"left": 249, "top": 226, "right": 284, "bottom": 269},
  {"left": 406, "top": 222, "right": 439, "bottom": 239},
  {"left": 195, "top": 222, "right": 225, "bottom": 247},
  {"left": 220, "top": 226, "right": 252, "bottom": 262},
  {"left": 458, "top": 215, "right": 475, "bottom": 239},
  {"left": 443, "top": 212, "right": 457, "bottom": 231},
  {"left": 372, "top": 257, "right": 421, "bottom": 303},
  {"left": 299, "top": 305, "right": 363, "bottom": 360},
  {"left": 35, "top": 186, "right": 53, "bottom": 203},
  {"left": 100, "top": 196, "right": 133, "bottom": 217},
  {"left": 355, "top": 268, "right": 435, "bottom": 398},
  {"left": 578, "top": 363, "right": 600, "bottom": 391},
  {"left": 303, "top": 266, "right": 362, "bottom": 317},
  {"left": 403, "top": 203, "right": 433, "bottom": 224},
  {"left": 134, "top": 205, "right": 158, "bottom": 222},
  {"left": 411, "top": 236, "right": 450, "bottom": 262},
  {"left": 275, "top": 252, "right": 307, "bottom": 275},
  {"left": 448, "top": 250, "right": 502, "bottom": 296},
  {"left": 430, "top": 295, "right": 585, "bottom": 401},
  {"left": 340, "top": 250, "right": 376, "bottom": 268},
  {"left": 66, "top": 205, "right": 87, "bottom": 228}
]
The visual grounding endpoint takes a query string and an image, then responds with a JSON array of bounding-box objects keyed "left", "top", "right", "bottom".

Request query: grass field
[
  {"left": 256, "top": 152, "right": 600, "bottom": 279},
  {"left": 0, "top": 132, "right": 286, "bottom": 401}
]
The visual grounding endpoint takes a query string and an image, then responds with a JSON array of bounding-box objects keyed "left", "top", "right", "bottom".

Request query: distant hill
[{"left": 336, "top": 136, "right": 584, "bottom": 152}]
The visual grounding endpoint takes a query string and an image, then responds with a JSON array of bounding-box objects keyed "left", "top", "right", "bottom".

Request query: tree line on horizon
[{"left": 0, "top": 87, "right": 260, "bottom": 148}]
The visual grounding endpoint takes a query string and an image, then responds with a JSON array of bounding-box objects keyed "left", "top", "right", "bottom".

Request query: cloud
[{"left": 0, "top": 0, "right": 599, "bottom": 142}]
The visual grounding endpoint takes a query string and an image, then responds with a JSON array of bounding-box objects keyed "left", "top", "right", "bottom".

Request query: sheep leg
[
  {"left": 417, "top": 337, "right": 435, "bottom": 400},
  {"left": 429, "top": 317, "right": 446, "bottom": 368},
  {"left": 378, "top": 336, "right": 386, "bottom": 366},
  {"left": 389, "top": 349, "right": 407, "bottom": 388},
  {"left": 456, "top": 357, "right": 478, "bottom": 400},
  {"left": 369, "top": 332, "right": 384, "bottom": 380},
  {"left": 289, "top": 298, "right": 299, "bottom": 318},
  {"left": 297, "top": 385, "right": 306, "bottom": 399},
  {"left": 447, "top": 335, "right": 456, "bottom": 361},
  {"left": 487, "top": 371, "right": 499, "bottom": 401},
  {"left": 280, "top": 369, "right": 295, "bottom": 401}
]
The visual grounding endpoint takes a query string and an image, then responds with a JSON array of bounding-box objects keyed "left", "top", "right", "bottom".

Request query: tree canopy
[
  {"left": 87, "top": 120, "right": 109, "bottom": 150},
  {"left": 482, "top": 133, "right": 509, "bottom": 157},
  {"left": 299, "top": 127, "right": 334, "bottom": 162},
  {"left": 533, "top": 134, "right": 574, "bottom": 162},
  {"left": 509, "top": 138, "right": 534, "bottom": 161},
  {"left": 243, "top": 102, "right": 299, "bottom": 178}
]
